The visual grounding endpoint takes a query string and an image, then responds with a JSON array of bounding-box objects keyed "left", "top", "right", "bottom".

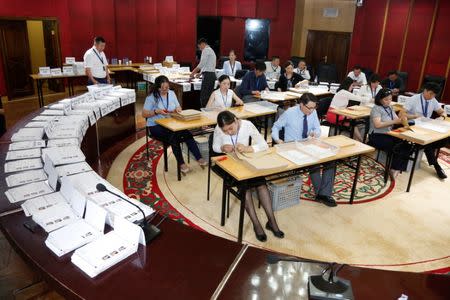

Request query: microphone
[{"left": 96, "top": 183, "right": 161, "bottom": 244}]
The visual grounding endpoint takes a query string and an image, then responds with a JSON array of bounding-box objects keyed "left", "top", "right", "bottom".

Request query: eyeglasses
[{"left": 303, "top": 104, "right": 317, "bottom": 111}]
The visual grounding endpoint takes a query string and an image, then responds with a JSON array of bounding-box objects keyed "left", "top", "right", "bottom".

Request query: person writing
[
  {"left": 83, "top": 36, "right": 111, "bottom": 85},
  {"left": 190, "top": 38, "right": 217, "bottom": 107},
  {"left": 357, "top": 74, "right": 382, "bottom": 102},
  {"left": 206, "top": 75, "right": 244, "bottom": 108},
  {"left": 272, "top": 93, "right": 338, "bottom": 207},
  {"left": 238, "top": 62, "right": 269, "bottom": 103},
  {"left": 276, "top": 61, "right": 308, "bottom": 91},
  {"left": 222, "top": 50, "right": 242, "bottom": 77},
  {"left": 213, "top": 111, "right": 284, "bottom": 242},
  {"left": 142, "top": 75, "right": 207, "bottom": 174},
  {"left": 381, "top": 70, "right": 405, "bottom": 96}
]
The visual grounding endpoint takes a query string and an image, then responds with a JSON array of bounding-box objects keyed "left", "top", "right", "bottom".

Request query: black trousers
[
  {"left": 87, "top": 77, "right": 108, "bottom": 85},
  {"left": 369, "top": 133, "right": 412, "bottom": 171},
  {"left": 200, "top": 72, "right": 216, "bottom": 107},
  {"left": 424, "top": 138, "right": 448, "bottom": 166}
]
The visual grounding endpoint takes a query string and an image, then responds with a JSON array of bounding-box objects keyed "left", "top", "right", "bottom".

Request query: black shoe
[
  {"left": 434, "top": 164, "right": 447, "bottom": 179},
  {"left": 265, "top": 222, "right": 285, "bottom": 238},
  {"left": 317, "top": 195, "right": 337, "bottom": 207},
  {"left": 253, "top": 227, "right": 267, "bottom": 242}
]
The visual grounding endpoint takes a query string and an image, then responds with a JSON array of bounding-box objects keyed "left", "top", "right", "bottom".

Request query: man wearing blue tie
[{"left": 272, "top": 93, "right": 337, "bottom": 207}]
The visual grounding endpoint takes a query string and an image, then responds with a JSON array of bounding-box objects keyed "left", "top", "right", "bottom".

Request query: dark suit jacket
[
  {"left": 381, "top": 77, "right": 404, "bottom": 92},
  {"left": 276, "top": 72, "right": 305, "bottom": 91}
]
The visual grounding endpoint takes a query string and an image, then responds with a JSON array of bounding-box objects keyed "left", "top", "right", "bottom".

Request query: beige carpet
[{"left": 108, "top": 137, "right": 450, "bottom": 273}]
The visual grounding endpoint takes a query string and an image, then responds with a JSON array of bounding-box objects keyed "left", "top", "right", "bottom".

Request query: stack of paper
[
  {"left": 4, "top": 158, "right": 43, "bottom": 173},
  {"left": 25, "top": 121, "right": 49, "bottom": 128},
  {"left": 47, "top": 138, "right": 80, "bottom": 148},
  {"left": 71, "top": 217, "right": 142, "bottom": 278},
  {"left": 5, "top": 169, "right": 47, "bottom": 188},
  {"left": 9, "top": 140, "right": 46, "bottom": 151},
  {"left": 11, "top": 128, "right": 44, "bottom": 142},
  {"left": 21, "top": 192, "right": 67, "bottom": 216},
  {"left": 40, "top": 109, "right": 65, "bottom": 116},
  {"left": 171, "top": 109, "right": 202, "bottom": 121},
  {"left": 55, "top": 161, "right": 92, "bottom": 177},
  {"left": 66, "top": 109, "right": 97, "bottom": 126},
  {"left": 31, "top": 115, "right": 57, "bottom": 122},
  {"left": 41, "top": 146, "right": 85, "bottom": 165},
  {"left": 260, "top": 91, "right": 286, "bottom": 101},
  {"left": 32, "top": 202, "right": 79, "bottom": 232},
  {"left": 244, "top": 102, "right": 277, "bottom": 114},
  {"left": 6, "top": 148, "right": 41, "bottom": 161},
  {"left": 5, "top": 181, "right": 54, "bottom": 203},
  {"left": 45, "top": 201, "right": 106, "bottom": 257},
  {"left": 277, "top": 149, "right": 317, "bottom": 166},
  {"left": 300, "top": 143, "right": 338, "bottom": 160}
]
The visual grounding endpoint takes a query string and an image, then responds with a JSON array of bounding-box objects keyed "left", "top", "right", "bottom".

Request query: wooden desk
[
  {"left": 30, "top": 73, "right": 88, "bottom": 107},
  {"left": 387, "top": 119, "right": 450, "bottom": 192},
  {"left": 214, "top": 135, "right": 374, "bottom": 243}
]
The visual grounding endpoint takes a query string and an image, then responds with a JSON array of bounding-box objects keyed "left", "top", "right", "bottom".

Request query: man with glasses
[{"left": 272, "top": 93, "right": 338, "bottom": 207}]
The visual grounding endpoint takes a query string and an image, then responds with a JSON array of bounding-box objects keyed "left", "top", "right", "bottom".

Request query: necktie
[{"left": 302, "top": 115, "right": 308, "bottom": 139}]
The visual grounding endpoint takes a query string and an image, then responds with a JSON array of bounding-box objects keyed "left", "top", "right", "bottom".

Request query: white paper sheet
[
  {"left": 277, "top": 149, "right": 317, "bottom": 165},
  {"left": 4, "top": 158, "right": 43, "bottom": 173},
  {"left": 5, "top": 169, "right": 47, "bottom": 188},
  {"left": 8, "top": 140, "right": 46, "bottom": 151},
  {"left": 5, "top": 181, "right": 54, "bottom": 203},
  {"left": 21, "top": 192, "right": 67, "bottom": 217},
  {"left": 6, "top": 148, "right": 41, "bottom": 161},
  {"left": 46, "top": 138, "right": 80, "bottom": 148},
  {"left": 11, "top": 128, "right": 44, "bottom": 142},
  {"left": 55, "top": 162, "right": 92, "bottom": 177},
  {"left": 32, "top": 202, "right": 79, "bottom": 232},
  {"left": 41, "top": 146, "right": 86, "bottom": 166}
]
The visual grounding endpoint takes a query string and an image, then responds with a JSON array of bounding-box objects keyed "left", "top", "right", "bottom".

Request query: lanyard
[
  {"left": 220, "top": 90, "right": 228, "bottom": 107},
  {"left": 371, "top": 87, "right": 376, "bottom": 98},
  {"left": 383, "top": 106, "right": 394, "bottom": 120},
  {"left": 158, "top": 94, "right": 169, "bottom": 111},
  {"left": 230, "top": 125, "right": 240, "bottom": 148},
  {"left": 92, "top": 49, "right": 104, "bottom": 65},
  {"left": 230, "top": 62, "right": 235, "bottom": 74},
  {"left": 389, "top": 81, "right": 394, "bottom": 89},
  {"left": 286, "top": 74, "right": 293, "bottom": 88},
  {"left": 271, "top": 64, "right": 277, "bottom": 72},
  {"left": 420, "top": 94, "right": 428, "bottom": 117},
  {"left": 255, "top": 77, "right": 260, "bottom": 90}
]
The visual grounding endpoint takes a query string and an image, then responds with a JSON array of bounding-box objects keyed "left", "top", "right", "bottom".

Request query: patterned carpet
[{"left": 123, "top": 138, "right": 395, "bottom": 225}]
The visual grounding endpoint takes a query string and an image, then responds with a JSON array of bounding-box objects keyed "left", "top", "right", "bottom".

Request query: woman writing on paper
[
  {"left": 206, "top": 75, "right": 244, "bottom": 109},
  {"left": 368, "top": 88, "right": 412, "bottom": 179},
  {"left": 357, "top": 74, "right": 382, "bottom": 103},
  {"left": 222, "top": 50, "right": 242, "bottom": 77},
  {"left": 142, "top": 75, "right": 207, "bottom": 175},
  {"left": 276, "top": 61, "right": 308, "bottom": 92},
  {"left": 326, "top": 77, "right": 370, "bottom": 141},
  {"left": 213, "top": 111, "right": 284, "bottom": 242}
]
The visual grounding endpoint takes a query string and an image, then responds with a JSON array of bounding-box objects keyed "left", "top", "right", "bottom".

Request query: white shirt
[
  {"left": 83, "top": 46, "right": 108, "bottom": 78},
  {"left": 357, "top": 84, "right": 381, "bottom": 100},
  {"left": 330, "top": 89, "right": 368, "bottom": 109},
  {"left": 405, "top": 93, "right": 441, "bottom": 118},
  {"left": 294, "top": 68, "right": 311, "bottom": 80},
  {"left": 347, "top": 71, "right": 367, "bottom": 85},
  {"left": 223, "top": 60, "right": 242, "bottom": 76},
  {"left": 197, "top": 46, "right": 217, "bottom": 72},
  {"left": 265, "top": 62, "right": 281, "bottom": 80},
  {"left": 208, "top": 89, "right": 235, "bottom": 108},
  {"left": 213, "top": 120, "right": 268, "bottom": 153}
]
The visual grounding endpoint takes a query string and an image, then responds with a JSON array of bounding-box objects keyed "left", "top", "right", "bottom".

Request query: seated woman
[
  {"left": 357, "top": 73, "right": 382, "bottom": 102},
  {"left": 206, "top": 75, "right": 244, "bottom": 108},
  {"left": 142, "top": 75, "right": 207, "bottom": 174},
  {"left": 222, "top": 50, "right": 242, "bottom": 77},
  {"left": 368, "top": 88, "right": 412, "bottom": 179},
  {"left": 276, "top": 61, "right": 308, "bottom": 91},
  {"left": 326, "top": 77, "right": 370, "bottom": 141},
  {"left": 213, "top": 111, "right": 284, "bottom": 242}
]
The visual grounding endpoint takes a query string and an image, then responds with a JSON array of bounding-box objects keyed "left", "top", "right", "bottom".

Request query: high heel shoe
[
  {"left": 265, "top": 221, "right": 285, "bottom": 238},
  {"left": 253, "top": 226, "right": 267, "bottom": 242}
]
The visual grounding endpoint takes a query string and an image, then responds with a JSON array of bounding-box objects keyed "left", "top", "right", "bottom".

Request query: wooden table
[
  {"left": 387, "top": 118, "right": 450, "bottom": 192},
  {"left": 155, "top": 106, "right": 278, "bottom": 181},
  {"left": 214, "top": 135, "right": 375, "bottom": 243}
]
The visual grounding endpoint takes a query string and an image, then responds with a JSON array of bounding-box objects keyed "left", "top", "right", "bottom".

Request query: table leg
[
  {"left": 363, "top": 117, "right": 370, "bottom": 143},
  {"left": 264, "top": 115, "right": 268, "bottom": 141},
  {"left": 237, "top": 187, "right": 246, "bottom": 244},
  {"left": 349, "top": 155, "right": 362, "bottom": 204},
  {"left": 37, "top": 79, "right": 44, "bottom": 108},
  {"left": 221, "top": 179, "right": 227, "bottom": 226},
  {"left": 163, "top": 144, "right": 168, "bottom": 172},
  {"left": 349, "top": 120, "right": 355, "bottom": 139},
  {"left": 335, "top": 114, "right": 339, "bottom": 136},
  {"left": 406, "top": 147, "right": 420, "bottom": 192}
]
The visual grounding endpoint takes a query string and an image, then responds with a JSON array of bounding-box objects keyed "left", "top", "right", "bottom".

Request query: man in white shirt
[
  {"left": 347, "top": 65, "right": 367, "bottom": 86},
  {"left": 265, "top": 56, "right": 281, "bottom": 81},
  {"left": 294, "top": 60, "right": 311, "bottom": 81},
  {"left": 83, "top": 36, "right": 110, "bottom": 85},
  {"left": 191, "top": 38, "right": 217, "bottom": 107},
  {"left": 405, "top": 82, "right": 447, "bottom": 179}
]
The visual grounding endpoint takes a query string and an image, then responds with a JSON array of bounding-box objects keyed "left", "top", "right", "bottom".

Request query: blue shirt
[
  {"left": 144, "top": 90, "right": 180, "bottom": 126},
  {"left": 239, "top": 71, "right": 268, "bottom": 96},
  {"left": 405, "top": 93, "right": 441, "bottom": 118},
  {"left": 272, "top": 105, "right": 321, "bottom": 142}
]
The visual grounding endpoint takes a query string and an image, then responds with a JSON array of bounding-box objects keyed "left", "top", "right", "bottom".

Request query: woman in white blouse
[
  {"left": 206, "top": 75, "right": 244, "bottom": 108},
  {"left": 222, "top": 50, "right": 242, "bottom": 77},
  {"left": 326, "top": 77, "right": 370, "bottom": 141},
  {"left": 357, "top": 74, "right": 382, "bottom": 102},
  {"left": 213, "top": 111, "right": 284, "bottom": 242}
]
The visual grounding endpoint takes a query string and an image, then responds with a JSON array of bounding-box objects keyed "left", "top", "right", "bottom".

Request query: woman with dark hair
[
  {"left": 368, "top": 88, "right": 411, "bottom": 178},
  {"left": 326, "top": 77, "right": 370, "bottom": 141},
  {"left": 223, "top": 50, "right": 242, "bottom": 77},
  {"left": 206, "top": 75, "right": 244, "bottom": 108},
  {"left": 213, "top": 111, "right": 284, "bottom": 242},
  {"left": 276, "top": 61, "right": 308, "bottom": 91},
  {"left": 357, "top": 73, "right": 382, "bottom": 102},
  {"left": 142, "top": 75, "right": 206, "bottom": 174}
]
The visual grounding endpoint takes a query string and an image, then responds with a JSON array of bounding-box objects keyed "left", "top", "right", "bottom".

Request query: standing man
[
  {"left": 83, "top": 36, "right": 111, "bottom": 85},
  {"left": 191, "top": 38, "right": 217, "bottom": 107}
]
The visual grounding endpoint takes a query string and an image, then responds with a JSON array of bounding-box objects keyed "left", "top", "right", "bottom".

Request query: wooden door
[
  {"left": 0, "top": 20, "right": 34, "bottom": 98},
  {"left": 43, "top": 20, "right": 63, "bottom": 92},
  {"left": 305, "top": 30, "right": 351, "bottom": 82}
]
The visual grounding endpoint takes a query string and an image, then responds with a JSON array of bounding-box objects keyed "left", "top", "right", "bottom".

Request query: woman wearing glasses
[
  {"left": 368, "top": 88, "right": 412, "bottom": 179},
  {"left": 213, "top": 111, "right": 285, "bottom": 242}
]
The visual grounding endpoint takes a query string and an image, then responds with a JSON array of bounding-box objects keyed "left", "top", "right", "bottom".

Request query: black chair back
[
  {"left": 317, "top": 97, "right": 333, "bottom": 120},
  {"left": 398, "top": 71, "right": 408, "bottom": 91},
  {"left": 362, "top": 67, "right": 373, "bottom": 82},
  {"left": 234, "top": 69, "right": 248, "bottom": 79},
  {"left": 316, "top": 63, "right": 338, "bottom": 83},
  {"left": 218, "top": 56, "right": 229, "bottom": 69}
]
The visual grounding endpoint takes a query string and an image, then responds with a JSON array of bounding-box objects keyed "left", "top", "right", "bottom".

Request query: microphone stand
[
  {"left": 267, "top": 255, "right": 354, "bottom": 300},
  {"left": 97, "top": 184, "right": 161, "bottom": 244}
]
